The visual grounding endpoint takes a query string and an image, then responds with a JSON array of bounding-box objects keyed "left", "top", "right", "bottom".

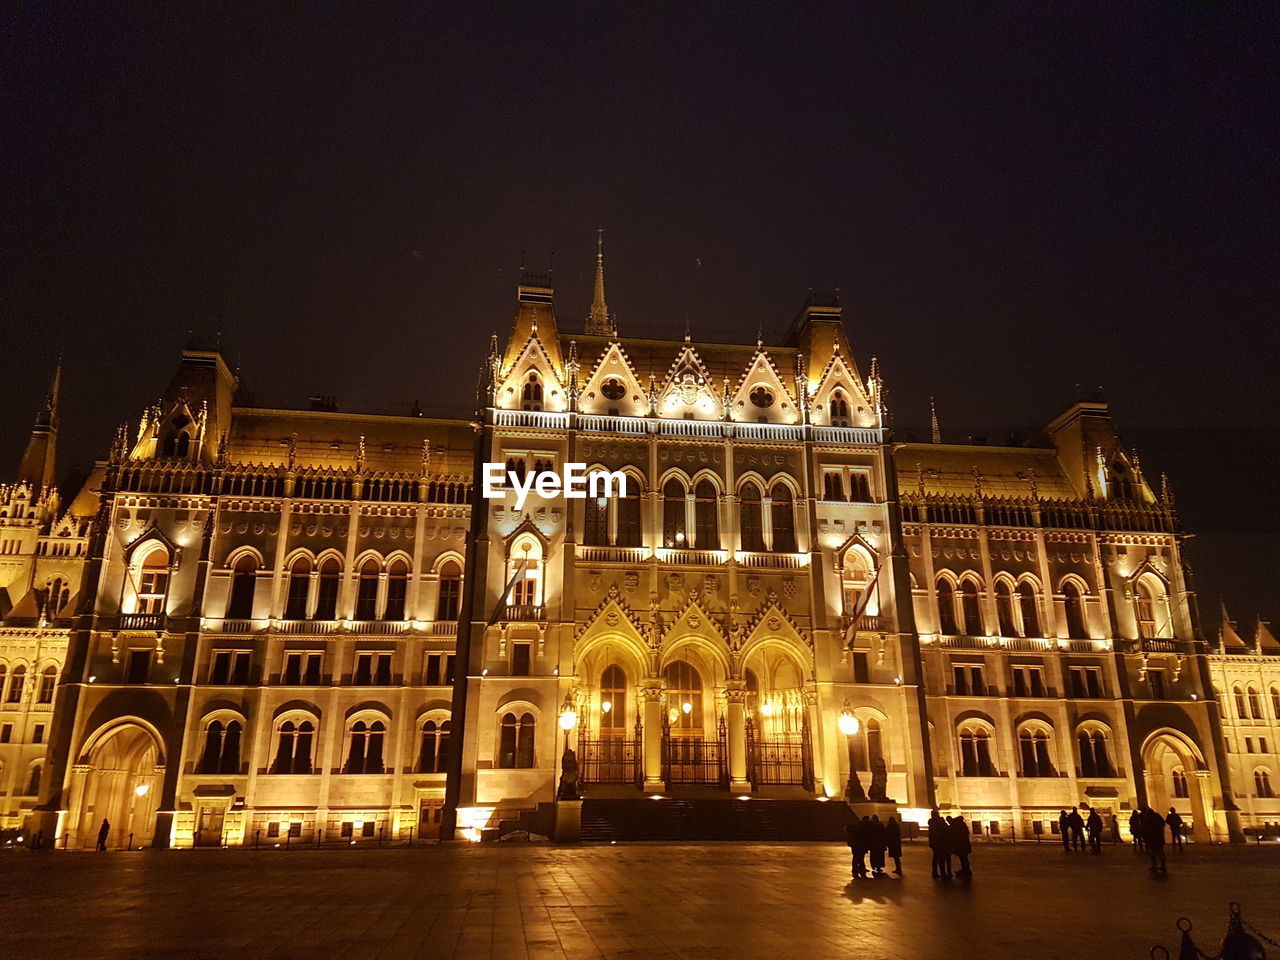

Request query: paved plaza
[{"left": 1, "top": 841, "right": 1277, "bottom": 960}]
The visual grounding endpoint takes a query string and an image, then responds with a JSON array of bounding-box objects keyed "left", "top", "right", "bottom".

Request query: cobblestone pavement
[{"left": 1, "top": 841, "right": 1277, "bottom": 960}]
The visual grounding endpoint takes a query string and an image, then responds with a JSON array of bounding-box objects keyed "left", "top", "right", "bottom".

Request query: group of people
[
  {"left": 1128, "top": 807, "right": 1184, "bottom": 874},
  {"left": 926, "top": 809, "right": 973, "bottom": 879},
  {"left": 1056, "top": 805, "right": 1106, "bottom": 853},
  {"left": 843, "top": 814, "right": 903, "bottom": 879}
]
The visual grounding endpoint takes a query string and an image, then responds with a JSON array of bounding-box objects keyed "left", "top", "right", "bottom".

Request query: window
[
  {"left": 1246, "top": 737, "right": 1255, "bottom": 754},
  {"left": 6, "top": 665, "right": 27, "bottom": 702},
  {"left": 693, "top": 480, "right": 718, "bottom": 550},
  {"left": 959, "top": 725, "right": 996, "bottom": 776},
  {"left": 584, "top": 490, "right": 609, "bottom": 546},
  {"left": 616, "top": 480, "right": 642, "bottom": 547},
  {"left": 345, "top": 720, "right": 386, "bottom": 774},
  {"left": 601, "top": 378, "right": 626, "bottom": 401},
  {"left": 1011, "top": 665, "right": 1046, "bottom": 698},
  {"left": 385, "top": 561, "right": 409, "bottom": 621},
  {"left": 1018, "top": 582, "right": 1041, "bottom": 637},
  {"left": 1077, "top": 729, "right": 1113, "bottom": 777},
  {"left": 749, "top": 386, "right": 774, "bottom": 408},
  {"left": 662, "top": 478, "right": 687, "bottom": 548},
  {"left": 272, "top": 719, "right": 315, "bottom": 774},
  {"left": 995, "top": 582, "right": 1017, "bottom": 637},
  {"left": 284, "top": 558, "right": 311, "bottom": 619},
  {"left": 600, "top": 665, "right": 627, "bottom": 732},
  {"left": 136, "top": 550, "right": 170, "bottom": 615},
  {"left": 952, "top": 664, "right": 985, "bottom": 697},
  {"left": 198, "top": 719, "right": 243, "bottom": 774},
  {"left": 1063, "top": 582, "right": 1088, "bottom": 638},
  {"left": 353, "top": 652, "right": 392, "bottom": 686},
  {"left": 1256, "top": 769, "right": 1275, "bottom": 799},
  {"left": 823, "top": 471, "right": 845, "bottom": 501},
  {"left": 36, "top": 666, "right": 57, "bottom": 703},
  {"left": 1069, "top": 666, "right": 1103, "bottom": 699},
  {"left": 209, "top": 651, "right": 251, "bottom": 685},
  {"left": 1272, "top": 687, "right": 1280, "bottom": 720},
  {"left": 125, "top": 651, "right": 149, "bottom": 685},
  {"left": 314, "top": 559, "right": 341, "bottom": 620},
  {"left": 33, "top": 724, "right": 45, "bottom": 744},
  {"left": 1234, "top": 686, "right": 1249, "bottom": 718},
  {"left": 1135, "top": 580, "right": 1160, "bottom": 639},
  {"left": 282, "top": 651, "right": 322, "bottom": 686},
  {"left": 505, "top": 456, "right": 527, "bottom": 485},
  {"left": 852, "top": 651, "right": 871, "bottom": 684},
  {"left": 663, "top": 660, "right": 704, "bottom": 732},
  {"left": 511, "top": 643, "right": 532, "bottom": 676},
  {"left": 1171, "top": 767, "right": 1189, "bottom": 798},
  {"left": 161, "top": 416, "right": 192, "bottom": 458},
  {"left": 0, "top": 723, "right": 9, "bottom": 743},
  {"left": 499, "top": 712, "right": 536, "bottom": 768},
  {"left": 227, "top": 555, "right": 257, "bottom": 619},
  {"left": 424, "top": 652, "right": 455, "bottom": 686},
  {"left": 46, "top": 577, "right": 70, "bottom": 618},
  {"left": 419, "top": 719, "right": 451, "bottom": 773},
  {"left": 770, "top": 482, "right": 796, "bottom": 553},
  {"left": 829, "top": 391, "right": 851, "bottom": 427},
  {"left": 512, "top": 573, "right": 536, "bottom": 607},
  {"left": 936, "top": 580, "right": 958, "bottom": 635},
  {"left": 521, "top": 373, "right": 543, "bottom": 411},
  {"left": 1247, "top": 686, "right": 1264, "bottom": 720},
  {"left": 355, "top": 559, "right": 380, "bottom": 620},
  {"left": 1019, "top": 728, "right": 1055, "bottom": 777},
  {"left": 851, "top": 717, "right": 884, "bottom": 772},
  {"left": 739, "top": 483, "right": 765, "bottom": 552},
  {"left": 848, "top": 471, "right": 871, "bottom": 502},
  {"left": 436, "top": 562, "right": 462, "bottom": 621},
  {"left": 960, "top": 579, "right": 983, "bottom": 635},
  {"left": 1147, "top": 669, "right": 1166, "bottom": 700}
]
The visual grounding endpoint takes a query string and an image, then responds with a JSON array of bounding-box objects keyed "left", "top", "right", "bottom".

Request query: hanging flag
[
  {"left": 843, "top": 562, "right": 885, "bottom": 649},
  {"left": 486, "top": 558, "right": 529, "bottom": 627}
]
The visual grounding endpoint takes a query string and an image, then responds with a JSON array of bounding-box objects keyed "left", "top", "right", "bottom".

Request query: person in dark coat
[
  {"left": 1086, "top": 808, "right": 1103, "bottom": 853},
  {"left": 96, "top": 818, "right": 110, "bottom": 852},
  {"left": 885, "top": 816, "right": 903, "bottom": 876},
  {"left": 1166, "top": 809, "right": 1185, "bottom": 850},
  {"left": 867, "top": 815, "right": 887, "bottom": 877},
  {"left": 845, "top": 816, "right": 867, "bottom": 879},
  {"left": 1142, "top": 807, "right": 1167, "bottom": 874},
  {"left": 1057, "top": 809, "right": 1071, "bottom": 851},
  {"left": 927, "top": 808, "right": 952, "bottom": 879},
  {"left": 1129, "top": 809, "right": 1145, "bottom": 852},
  {"left": 1066, "top": 806, "right": 1086, "bottom": 851},
  {"left": 949, "top": 815, "right": 973, "bottom": 878},
  {"left": 1110, "top": 815, "right": 1121, "bottom": 844}
]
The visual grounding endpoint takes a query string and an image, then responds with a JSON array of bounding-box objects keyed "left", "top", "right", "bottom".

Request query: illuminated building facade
[{"left": 8, "top": 240, "right": 1267, "bottom": 846}]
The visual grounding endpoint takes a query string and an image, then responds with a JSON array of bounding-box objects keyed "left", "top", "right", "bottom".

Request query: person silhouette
[
  {"left": 867, "top": 815, "right": 887, "bottom": 877},
  {"left": 845, "top": 815, "right": 867, "bottom": 879},
  {"left": 1086, "top": 808, "right": 1103, "bottom": 853},
  {"left": 1166, "top": 808, "right": 1185, "bottom": 851},
  {"left": 1142, "top": 807, "right": 1167, "bottom": 874},
  {"left": 96, "top": 818, "right": 110, "bottom": 852},
  {"left": 928, "top": 808, "right": 952, "bottom": 879},
  {"left": 1129, "top": 809, "right": 1145, "bottom": 853},
  {"left": 885, "top": 816, "right": 903, "bottom": 876},
  {"left": 1058, "top": 809, "right": 1070, "bottom": 851},
  {"left": 949, "top": 815, "right": 973, "bottom": 879},
  {"left": 1067, "top": 806, "right": 1086, "bottom": 851}
]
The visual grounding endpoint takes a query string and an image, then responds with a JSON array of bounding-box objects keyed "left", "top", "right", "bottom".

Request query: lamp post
[
  {"left": 557, "top": 694, "right": 579, "bottom": 800},
  {"left": 838, "top": 701, "right": 866, "bottom": 803}
]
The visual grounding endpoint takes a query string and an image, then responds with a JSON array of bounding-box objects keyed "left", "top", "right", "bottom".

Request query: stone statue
[
  {"left": 869, "top": 755, "right": 891, "bottom": 803},
  {"left": 557, "top": 747, "right": 580, "bottom": 800}
]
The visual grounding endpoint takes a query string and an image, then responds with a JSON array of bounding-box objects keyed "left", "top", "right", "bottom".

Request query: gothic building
[{"left": 7, "top": 239, "right": 1273, "bottom": 847}]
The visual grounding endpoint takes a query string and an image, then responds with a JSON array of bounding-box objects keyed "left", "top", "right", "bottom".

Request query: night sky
[{"left": 2, "top": 5, "right": 1276, "bottom": 622}]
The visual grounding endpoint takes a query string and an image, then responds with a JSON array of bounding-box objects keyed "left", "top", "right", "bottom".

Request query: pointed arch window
[
  {"left": 355, "top": 559, "right": 381, "bottom": 620},
  {"left": 1135, "top": 580, "right": 1160, "bottom": 639},
  {"left": 663, "top": 660, "right": 703, "bottom": 733},
  {"left": 46, "top": 577, "right": 69, "bottom": 618},
  {"left": 662, "top": 478, "right": 687, "bottom": 548},
  {"left": 960, "top": 579, "right": 984, "bottom": 636},
  {"left": 1018, "top": 582, "right": 1041, "bottom": 637},
  {"left": 584, "top": 489, "right": 609, "bottom": 546},
  {"left": 1233, "top": 685, "right": 1248, "bottom": 718},
  {"left": 769, "top": 482, "right": 796, "bottom": 553},
  {"left": 823, "top": 472, "right": 845, "bottom": 501},
  {"left": 198, "top": 719, "right": 243, "bottom": 774},
  {"left": 1063, "top": 582, "right": 1087, "bottom": 638},
  {"left": 385, "top": 560, "right": 409, "bottom": 621},
  {"left": 1271, "top": 686, "right": 1280, "bottom": 721},
  {"left": 272, "top": 719, "right": 315, "bottom": 774},
  {"left": 693, "top": 480, "right": 719, "bottom": 550},
  {"left": 1019, "top": 727, "right": 1055, "bottom": 777},
  {"left": 936, "top": 580, "right": 958, "bottom": 635},
  {"left": 1077, "top": 728, "right": 1113, "bottom": 777},
  {"left": 958, "top": 724, "right": 995, "bottom": 776},
  {"left": 36, "top": 666, "right": 57, "bottom": 704},
  {"left": 616, "top": 478, "right": 642, "bottom": 547},
  {"left": 284, "top": 558, "right": 311, "bottom": 619},
  {"left": 5, "top": 665, "right": 25, "bottom": 703},
  {"left": 851, "top": 716, "right": 884, "bottom": 771},
  {"left": 346, "top": 719, "right": 386, "bottom": 774},
  {"left": 161, "top": 416, "right": 192, "bottom": 458},
  {"left": 521, "top": 373, "right": 544, "bottom": 411},
  {"left": 830, "top": 391, "right": 851, "bottom": 427},
  {"left": 499, "top": 712, "right": 536, "bottom": 768},
  {"left": 314, "top": 558, "right": 341, "bottom": 620},
  {"left": 1256, "top": 769, "right": 1275, "bottom": 799},
  {"left": 739, "top": 482, "right": 765, "bottom": 552},
  {"left": 1171, "top": 766, "right": 1189, "bottom": 798},
  {"left": 136, "top": 549, "right": 170, "bottom": 615},
  {"left": 600, "top": 664, "right": 627, "bottom": 733},
  {"left": 995, "top": 581, "right": 1017, "bottom": 637},
  {"left": 419, "top": 719, "right": 451, "bottom": 773},
  {"left": 436, "top": 561, "right": 462, "bottom": 621},
  {"left": 1247, "top": 686, "right": 1263, "bottom": 720},
  {"left": 227, "top": 555, "right": 258, "bottom": 620}
]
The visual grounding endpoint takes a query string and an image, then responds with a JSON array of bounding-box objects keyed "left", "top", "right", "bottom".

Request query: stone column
[
  {"left": 726, "top": 683, "right": 749, "bottom": 793},
  {"left": 642, "top": 682, "right": 664, "bottom": 791}
]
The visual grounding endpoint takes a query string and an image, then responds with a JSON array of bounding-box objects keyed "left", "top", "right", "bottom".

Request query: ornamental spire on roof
[
  {"left": 17, "top": 357, "right": 61, "bottom": 491},
  {"left": 585, "top": 228, "right": 615, "bottom": 336}
]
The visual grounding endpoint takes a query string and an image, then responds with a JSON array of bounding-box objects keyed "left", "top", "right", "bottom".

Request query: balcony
[
  {"left": 114, "top": 613, "right": 166, "bottom": 631},
  {"left": 657, "top": 548, "right": 723, "bottom": 566},
  {"left": 576, "top": 546, "right": 650, "bottom": 564},
  {"left": 493, "top": 410, "right": 570, "bottom": 430},
  {"left": 842, "top": 614, "right": 886, "bottom": 633},
  {"left": 501, "top": 604, "right": 545, "bottom": 623},
  {"left": 735, "top": 551, "right": 805, "bottom": 569}
]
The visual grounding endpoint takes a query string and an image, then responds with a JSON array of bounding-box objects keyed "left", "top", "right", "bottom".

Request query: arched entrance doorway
[
  {"left": 1140, "top": 730, "right": 1213, "bottom": 842},
  {"left": 72, "top": 723, "right": 163, "bottom": 849}
]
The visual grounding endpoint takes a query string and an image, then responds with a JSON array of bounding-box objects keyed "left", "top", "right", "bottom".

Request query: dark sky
[{"left": 2, "top": 5, "right": 1277, "bottom": 623}]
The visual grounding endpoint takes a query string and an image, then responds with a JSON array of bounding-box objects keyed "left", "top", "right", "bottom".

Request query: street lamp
[
  {"left": 557, "top": 693, "right": 580, "bottom": 800},
  {"left": 839, "top": 701, "right": 866, "bottom": 803}
]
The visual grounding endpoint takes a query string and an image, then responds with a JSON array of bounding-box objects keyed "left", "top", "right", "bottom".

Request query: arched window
[
  {"left": 1256, "top": 769, "right": 1275, "bottom": 799},
  {"left": 198, "top": 719, "right": 242, "bottom": 775},
  {"left": 1108, "top": 459, "right": 1133, "bottom": 501},
  {"left": 355, "top": 559, "right": 381, "bottom": 620},
  {"left": 1077, "top": 728, "right": 1114, "bottom": 778},
  {"left": 0, "top": 666, "right": 6, "bottom": 703},
  {"left": 936, "top": 580, "right": 958, "bottom": 635},
  {"left": 284, "top": 558, "right": 311, "bottom": 619},
  {"left": 346, "top": 719, "right": 386, "bottom": 774},
  {"left": 1018, "top": 582, "right": 1041, "bottom": 637},
  {"left": 1247, "top": 686, "right": 1263, "bottom": 720},
  {"left": 662, "top": 478, "right": 687, "bottom": 548},
  {"left": 272, "top": 719, "right": 315, "bottom": 774},
  {"left": 693, "top": 480, "right": 719, "bottom": 550},
  {"left": 1019, "top": 727, "right": 1055, "bottom": 777},
  {"left": 995, "top": 581, "right": 1017, "bottom": 637},
  {"left": 385, "top": 560, "right": 409, "bottom": 621},
  {"left": 6, "top": 665, "right": 25, "bottom": 704},
  {"left": 739, "top": 482, "right": 765, "bottom": 552},
  {"left": 663, "top": 660, "right": 703, "bottom": 732},
  {"left": 823, "top": 472, "right": 845, "bottom": 501},
  {"left": 1063, "top": 582, "right": 1087, "bottom": 639},
  {"left": 616, "top": 479, "right": 642, "bottom": 547},
  {"left": 161, "top": 416, "right": 192, "bottom": 458},
  {"left": 960, "top": 579, "right": 983, "bottom": 636},
  {"left": 1234, "top": 686, "right": 1249, "bottom": 719},
  {"left": 769, "top": 482, "right": 796, "bottom": 553},
  {"left": 521, "top": 373, "right": 543, "bottom": 411},
  {"left": 46, "top": 577, "right": 70, "bottom": 617},
  {"left": 419, "top": 719, "right": 451, "bottom": 773},
  {"left": 583, "top": 488, "right": 609, "bottom": 546},
  {"left": 958, "top": 724, "right": 995, "bottom": 776},
  {"left": 36, "top": 666, "right": 57, "bottom": 704},
  {"left": 227, "top": 555, "right": 258, "bottom": 620},
  {"left": 499, "top": 712, "right": 536, "bottom": 768},
  {"left": 1135, "top": 579, "right": 1160, "bottom": 639},
  {"left": 436, "top": 561, "right": 462, "bottom": 621},
  {"left": 314, "top": 558, "right": 341, "bottom": 620},
  {"left": 830, "top": 390, "right": 851, "bottom": 427},
  {"left": 600, "top": 665, "right": 627, "bottom": 733},
  {"left": 25, "top": 763, "right": 42, "bottom": 797},
  {"left": 851, "top": 716, "right": 884, "bottom": 772},
  {"left": 1271, "top": 687, "right": 1280, "bottom": 721},
  {"left": 1171, "top": 767, "right": 1189, "bottom": 798},
  {"left": 136, "top": 549, "right": 170, "bottom": 615}
]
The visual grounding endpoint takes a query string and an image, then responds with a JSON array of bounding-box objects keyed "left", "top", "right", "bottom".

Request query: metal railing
[
  {"left": 501, "top": 604, "right": 545, "bottom": 622},
  {"left": 579, "top": 738, "right": 643, "bottom": 785},
  {"left": 736, "top": 551, "right": 804, "bottom": 569},
  {"left": 576, "top": 546, "right": 650, "bottom": 564}
]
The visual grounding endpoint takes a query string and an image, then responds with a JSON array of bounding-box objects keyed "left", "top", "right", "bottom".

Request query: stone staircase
[{"left": 579, "top": 797, "right": 851, "bottom": 842}]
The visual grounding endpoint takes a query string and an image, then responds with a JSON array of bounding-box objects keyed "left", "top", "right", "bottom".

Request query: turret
[{"left": 16, "top": 360, "right": 61, "bottom": 491}]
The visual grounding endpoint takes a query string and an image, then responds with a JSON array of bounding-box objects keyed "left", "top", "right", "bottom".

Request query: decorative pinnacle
[
  {"left": 930, "top": 397, "right": 941, "bottom": 444},
  {"left": 585, "top": 228, "right": 614, "bottom": 336}
]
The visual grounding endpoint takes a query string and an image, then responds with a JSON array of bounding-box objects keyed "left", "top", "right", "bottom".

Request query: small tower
[
  {"left": 17, "top": 359, "right": 61, "bottom": 491},
  {"left": 585, "top": 228, "right": 615, "bottom": 337}
]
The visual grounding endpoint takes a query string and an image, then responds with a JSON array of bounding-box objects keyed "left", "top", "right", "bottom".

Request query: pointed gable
[
  {"left": 656, "top": 345, "right": 723, "bottom": 420},
  {"left": 810, "top": 349, "right": 877, "bottom": 428},
  {"left": 1255, "top": 620, "right": 1280, "bottom": 654},
  {"left": 495, "top": 333, "right": 568, "bottom": 412},
  {"left": 578, "top": 342, "right": 648, "bottom": 417},
  {"left": 730, "top": 348, "right": 799, "bottom": 424}
]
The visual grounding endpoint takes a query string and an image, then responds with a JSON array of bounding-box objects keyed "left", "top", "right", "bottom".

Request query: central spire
[{"left": 585, "top": 228, "right": 615, "bottom": 336}]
